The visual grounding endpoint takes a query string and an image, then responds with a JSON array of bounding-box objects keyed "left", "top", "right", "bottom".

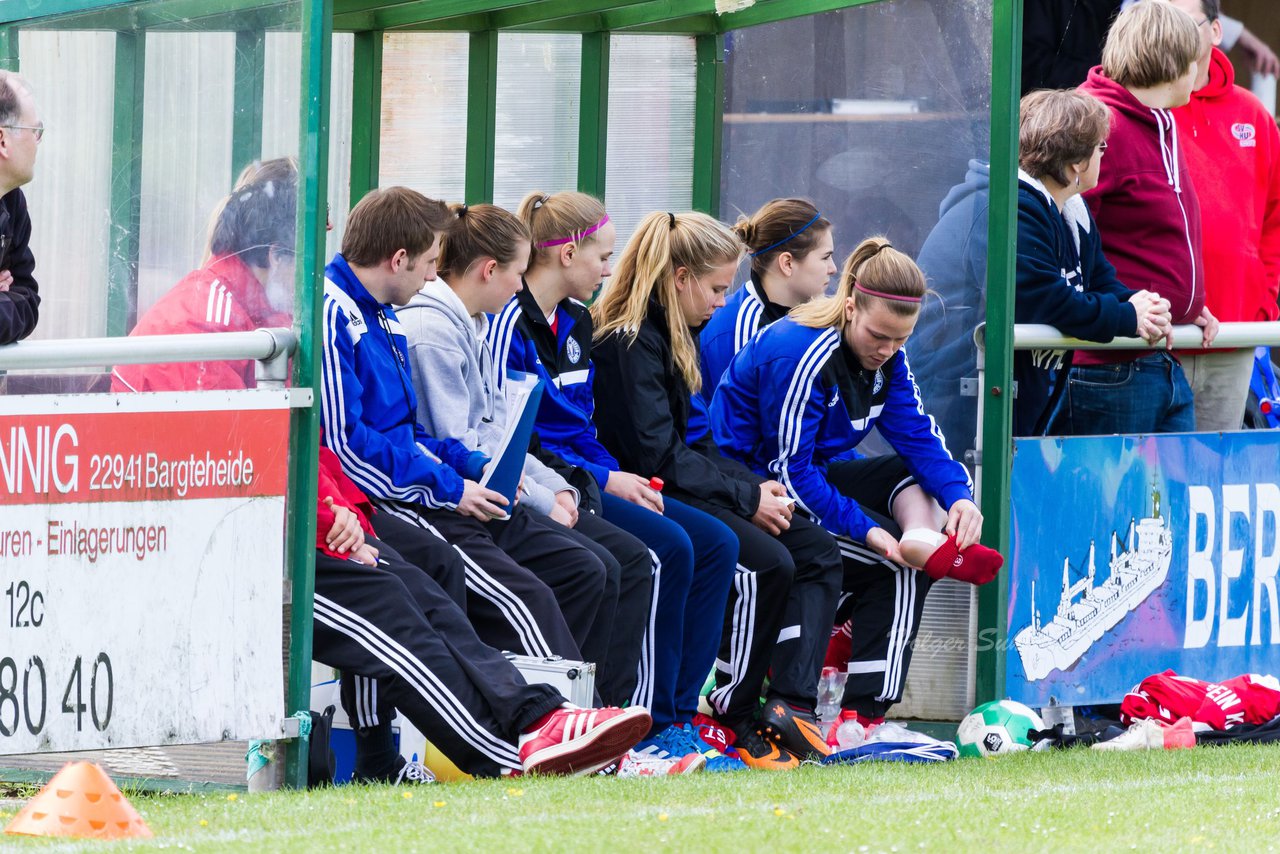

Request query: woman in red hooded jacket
[{"left": 1054, "top": 0, "right": 1220, "bottom": 436}]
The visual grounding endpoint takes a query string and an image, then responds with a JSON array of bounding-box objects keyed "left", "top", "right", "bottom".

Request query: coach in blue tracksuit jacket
[
  {"left": 710, "top": 237, "right": 1001, "bottom": 727},
  {"left": 321, "top": 187, "right": 607, "bottom": 671}
]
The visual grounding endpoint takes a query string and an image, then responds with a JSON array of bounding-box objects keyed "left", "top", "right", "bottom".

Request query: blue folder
[{"left": 480, "top": 380, "right": 545, "bottom": 511}]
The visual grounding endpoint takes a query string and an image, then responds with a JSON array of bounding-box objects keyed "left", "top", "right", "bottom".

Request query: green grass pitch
[{"left": 3, "top": 743, "right": 1279, "bottom": 852}]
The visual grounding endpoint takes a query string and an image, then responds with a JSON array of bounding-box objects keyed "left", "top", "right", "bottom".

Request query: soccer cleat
[
  {"left": 355, "top": 756, "right": 436, "bottom": 785},
  {"left": 392, "top": 759, "right": 436, "bottom": 785},
  {"left": 630, "top": 725, "right": 710, "bottom": 773},
  {"left": 519, "top": 706, "right": 652, "bottom": 777},
  {"left": 731, "top": 726, "right": 801, "bottom": 771},
  {"left": 759, "top": 701, "right": 831, "bottom": 761},
  {"left": 616, "top": 748, "right": 705, "bottom": 778}
]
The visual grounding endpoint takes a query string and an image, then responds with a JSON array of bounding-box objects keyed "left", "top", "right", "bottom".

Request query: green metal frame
[
  {"left": 0, "top": 0, "right": 1023, "bottom": 785},
  {"left": 282, "top": 0, "right": 331, "bottom": 790},
  {"left": 464, "top": 29, "right": 498, "bottom": 204},
  {"left": 976, "top": 0, "right": 1022, "bottom": 705},
  {"left": 106, "top": 30, "right": 145, "bottom": 339},
  {"left": 349, "top": 28, "right": 383, "bottom": 201},
  {"left": 576, "top": 30, "right": 609, "bottom": 197},
  {"left": 231, "top": 28, "right": 266, "bottom": 183}
]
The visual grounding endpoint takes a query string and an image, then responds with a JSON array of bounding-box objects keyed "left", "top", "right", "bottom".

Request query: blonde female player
[
  {"left": 709, "top": 236, "right": 1003, "bottom": 741},
  {"left": 590, "top": 211, "right": 843, "bottom": 770}
]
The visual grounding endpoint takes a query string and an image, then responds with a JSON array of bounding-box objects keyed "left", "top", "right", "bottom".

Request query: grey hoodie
[{"left": 397, "top": 278, "right": 573, "bottom": 516}]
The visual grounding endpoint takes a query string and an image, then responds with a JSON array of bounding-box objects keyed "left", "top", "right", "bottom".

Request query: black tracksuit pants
[
  {"left": 375, "top": 501, "right": 602, "bottom": 661},
  {"left": 563, "top": 510, "right": 654, "bottom": 707},
  {"left": 313, "top": 536, "right": 563, "bottom": 778},
  {"left": 691, "top": 501, "right": 843, "bottom": 728},
  {"left": 826, "top": 456, "right": 935, "bottom": 718}
]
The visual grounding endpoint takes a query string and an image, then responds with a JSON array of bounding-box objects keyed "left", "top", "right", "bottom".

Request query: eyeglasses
[
  {"left": 1097, "top": 141, "right": 1108, "bottom": 153},
  {"left": 3, "top": 122, "right": 44, "bottom": 142},
  {"left": 1193, "top": 17, "right": 1215, "bottom": 29}
]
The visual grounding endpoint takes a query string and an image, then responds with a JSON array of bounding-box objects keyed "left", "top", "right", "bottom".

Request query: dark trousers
[
  {"left": 342, "top": 511, "right": 469, "bottom": 730},
  {"left": 375, "top": 501, "right": 594, "bottom": 661},
  {"left": 314, "top": 539, "right": 563, "bottom": 778},
  {"left": 826, "top": 456, "right": 935, "bottom": 718},
  {"left": 601, "top": 493, "right": 738, "bottom": 732},
  {"left": 565, "top": 508, "right": 654, "bottom": 707},
  {"left": 693, "top": 503, "right": 843, "bottom": 728}
]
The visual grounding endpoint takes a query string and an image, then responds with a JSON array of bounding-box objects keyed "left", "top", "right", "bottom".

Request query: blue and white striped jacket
[
  {"left": 699, "top": 277, "right": 773, "bottom": 402},
  {"left": 709, "top": 316, "right": 971, "bottom": 540},
  {"left": 320, "top": 254, "right": 487, "bottom": 509}
]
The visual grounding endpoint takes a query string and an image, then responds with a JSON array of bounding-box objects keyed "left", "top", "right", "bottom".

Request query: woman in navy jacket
[
  {"left": 710, "top": 236, "right": 1003, "bottom": 738},
  {"left": 1014, "top": 88, "right": 1171, "bottom": 435}
]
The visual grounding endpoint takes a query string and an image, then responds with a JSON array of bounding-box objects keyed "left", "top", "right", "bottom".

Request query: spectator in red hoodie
[
  {"left": 1056, "top": 0, "right": 1219, "bottom": 435},
  {"left": 1170, "top": 0, "right": 1280, "bottom": 432}
]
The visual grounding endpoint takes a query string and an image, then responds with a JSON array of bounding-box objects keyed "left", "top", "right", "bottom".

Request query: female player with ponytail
[
  {"left": 489, "top": 192, "right": 742, "bottom": 772},
  {"left": 591, "top": 211, "right": 843, "bottom": 770},
  {"left": 710, "top": 236, "right": 1003, "bottom": 740}
]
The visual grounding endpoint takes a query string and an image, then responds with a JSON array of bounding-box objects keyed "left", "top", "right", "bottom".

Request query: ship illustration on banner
[{"left": 1013, "top": 488, "right": 1173, "bottom": 682}]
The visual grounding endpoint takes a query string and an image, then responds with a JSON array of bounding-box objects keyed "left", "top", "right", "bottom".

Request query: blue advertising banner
[{"left": 1005, "top": 432, "right": 1280, "bottom": 707}]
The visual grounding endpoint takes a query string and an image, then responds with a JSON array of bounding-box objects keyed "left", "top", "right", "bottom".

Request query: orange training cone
[{"left": 4, "top": 761, "right": 153, "bottom": 840}]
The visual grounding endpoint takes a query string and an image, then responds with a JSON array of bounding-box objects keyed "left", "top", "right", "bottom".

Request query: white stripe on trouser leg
[
  {"left": 880, "top": 570, "right": 907, "bottom": 703},
  {"left": 315, "top": 595, "right": 519, "bottom": 764},
  {"left": 709, "top": 565, "right": 756, "bottom": 716},
  {"left": 630, "top": 550, "right": 661, "bottom": 710},
  {"left": 314, "top": 594, "right": 521, "bottom": 768},
  {"left": 777, "top": 625, "right": 801, "bottom": 643},
  {"left": 376, "top": 501, "right": 555, "bottom": 658},
  {"left": 845, "top": 659, "right": 887, "bottom": 675},
  {"left": 889, "top": 570, "right": 920, "bottom": 702}
]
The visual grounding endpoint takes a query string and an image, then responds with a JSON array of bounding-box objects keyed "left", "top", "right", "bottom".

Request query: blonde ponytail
[{"left": 592, "top": 211, "right": 743, "bottom": 393}]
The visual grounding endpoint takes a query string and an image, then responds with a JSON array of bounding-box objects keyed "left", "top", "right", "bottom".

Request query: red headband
[{"left": 853, "top": 281, "right": 922, "bottom": 304}]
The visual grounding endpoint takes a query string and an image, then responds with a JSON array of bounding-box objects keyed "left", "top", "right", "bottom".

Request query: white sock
[{"left": 901, "top": 528, "right": 945, "bottom": 548}]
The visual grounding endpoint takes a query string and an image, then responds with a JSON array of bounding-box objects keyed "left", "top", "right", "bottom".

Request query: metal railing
[{"left": 0, "top": 327, "right": 298, "bottom": 386}]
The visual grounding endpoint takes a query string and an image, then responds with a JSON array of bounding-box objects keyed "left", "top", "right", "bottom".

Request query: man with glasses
[
  {"left": 0, "top": 70, "right": 42, "bottom": 344},
  {"left": 1168, "top": 0, "right": 1280, "bottom": 431}
]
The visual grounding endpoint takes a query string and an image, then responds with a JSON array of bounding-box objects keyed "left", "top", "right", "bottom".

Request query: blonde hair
[
  {"left": 517, "top": 190, "right": 608, "bottom": 268},
  {"left": 1102, "top": 1, "right": 1199, "bottom": 89},
  {"left": 591, "top": 211, "right": 743, "bottom": 393},
  {"left": 791, "top": 236, "right": 926, "bottom": 329},
  {"left": 1019, "top": 89, "right": 1111, "bottom": 185}
]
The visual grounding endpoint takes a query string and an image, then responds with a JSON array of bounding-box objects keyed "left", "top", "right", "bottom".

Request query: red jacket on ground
[
  {"left": 111, "top": 254, "right": 290, "bottom": 392},
  {"left": 1175, "top": 48, "right": 1280, "bottom": 324},
  {"left": 1078, "top": 66, "right": 1205, "bottom": 364}
]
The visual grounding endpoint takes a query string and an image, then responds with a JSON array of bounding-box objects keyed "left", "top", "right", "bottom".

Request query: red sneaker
[{"left": 519, "top": 707, "right": 652, "bottom": 777}]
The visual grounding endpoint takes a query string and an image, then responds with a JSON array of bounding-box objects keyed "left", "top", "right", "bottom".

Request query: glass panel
[
  {"left": 11, "top": 1, "right": 307, "bottom": 396},
  {"left": 19, "top": 31, "right": 115, "bottom": 342},
  {"left": 720, "top": 0, "right": 994, "bottom": 722},
  {"left": 262, "top": 32, "right": 355, "bottom": 258},
  {"left": 605, "top": 35, "right": 696, "bottom": 247},
  {"left": 492, "top": 33, "right": 580, "bottom": 209},
  {"left": 137, "top": 32, "right": 236, "bottom": 320},
  {"left": 379, "top": 32, "right": 468, "bottom": 203}
]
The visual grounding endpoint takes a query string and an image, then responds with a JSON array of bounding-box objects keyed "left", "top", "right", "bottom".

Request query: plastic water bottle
[
  {"left": 815, "top": 667, "right": 846, "bottom": 726},
  {"left": 836, "top": 718, "right": 867, "bottom": 750}
]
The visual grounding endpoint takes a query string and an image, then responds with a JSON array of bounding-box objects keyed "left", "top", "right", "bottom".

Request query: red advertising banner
[{"left": 0, "top": 408, "right": 289, "bottom": 505}]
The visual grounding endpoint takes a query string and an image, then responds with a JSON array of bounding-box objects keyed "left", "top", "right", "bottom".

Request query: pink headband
[
  {"left": 536, "top": 215, "right": 611, "bottom": 248},
  {"left": 854, "top": 281, "right": 922, "bottom": 304}
]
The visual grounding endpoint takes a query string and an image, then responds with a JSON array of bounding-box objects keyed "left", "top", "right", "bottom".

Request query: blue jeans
[
  {"left": 1052, "top": 351, "right": 1196, "bottom": 436},
  {"left": 601, "top": 492, "right": 738, "bottom": 732}
]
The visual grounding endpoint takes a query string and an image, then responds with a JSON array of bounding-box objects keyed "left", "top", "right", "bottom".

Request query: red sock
[
  {"left": 921, "top": 535, "right": 962, "bottom": 580},
  {"left": 947, "top": 543, "right": 1004, "bottom": 585},
  {"left": 823, "top": 620, "right": 853, "bottom": 669}
]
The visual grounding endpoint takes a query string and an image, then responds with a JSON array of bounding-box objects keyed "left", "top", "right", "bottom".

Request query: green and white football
[{"left": 956, "top": 699, "right": 1045, "bottom": 758}]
